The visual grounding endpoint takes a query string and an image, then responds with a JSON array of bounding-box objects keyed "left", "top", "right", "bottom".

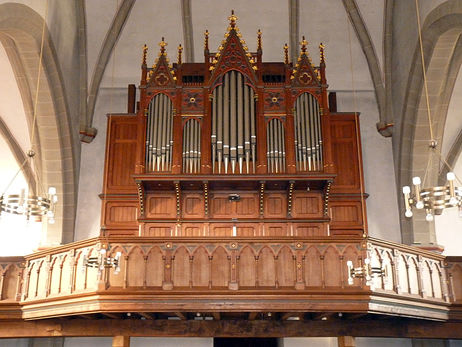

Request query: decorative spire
[
  {"left": 159, "top": 37, "right": 167, "bottom": 55},
  {"left": 229, "top": 10, "right": 237, "bottom": 28},
  {"left": 257, "top": 29, "right": 262, "bottom": 51},
  {"left": 283, "top": 43, "right": 289, "bottom": 65},
  {"left": 319, "top": 42, "right": 325, "bottom": 64},
  {"left": 300, "top": 36, "right": 308, "bottom": 55},
  {"left": 142, "top": 44, "right": 148, "bottom": 65},
  {"left": 177, "top": 44, "right": 183, "bottom": 64},
  {"left": 204, "top": 30, "right": 209, "bottom": 52}
]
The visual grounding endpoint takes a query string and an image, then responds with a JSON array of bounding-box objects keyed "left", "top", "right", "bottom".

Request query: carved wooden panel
[
  {"left": 329, "top": 200, "right": 363, "bottom": 228},
  {"left": 209, "top": 193, "right": 258, "bottom": 219},
  {"left": 144, "top": 224, "right": 174, "bottom": 237},
  {"left": 146, "top": 194, "right": 176, "bottom": 219},
  {"left": 276, "top": 247, "right": 295, "bottom": 287},
  {"left": 257, "top": 247, "right": 276, "bottom": 287},
  {"left": 181, "top": 224, "right": 202, "bottom": 237},
  {"left": 192, "top": 248, "right": 210, "bottom": 287},
  {"left": 292, "top": 192, "right": 322, "bottom": 218},
  {"left": 304, "top": 246, "right": 322, "bottom": 287},
  {"left": 238, "top": 247, "right": 256, "bottom": 287},
  {"left": 104, "top": 201, "right": 139, "bottom": 229},
  {"left": 210, "top": 224, "right": 233, "bottom": 237},
  {"left": 294, "top": 223, "right": 326, "bottom": 237},
  {"left": 211, "top": 247, "right": 229, "bottom": 287},
  {"left": 264, "top": 193, "right": 287, "bottom": 218},
  {"left": 108, "top": 247, "right": 125, "bottom": 288},
  {"left": 172, "top": 247, "right": 190, "bottom": 288},
  {"left": 1, "top": 265, "right": 19, "bottom": 301},
  {"left": 145, "top": 247, "right": 163, "bottom": 287},
  {"left": 127, "top": 247, "right": 144, "bottom": 287},
  {"left": 323, "top": 246, "right": 341, "bottom": 287},
  {"left": 105, "top": 117, "right": 138, "bottom": 193},
  {"left": 182, "top": 193, "right": 205, "bottom": 219},
  {"left": 264, "top": 223, "right": 287, "bottom": 237},
  {"left": 330, "top": 116, "right": 361, "bottom": 193}
]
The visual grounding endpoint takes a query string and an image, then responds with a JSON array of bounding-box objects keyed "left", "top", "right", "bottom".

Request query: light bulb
[
  {"left": 402, "top": 186, "right": 411, "bottom": 194},
  {"left": 17, "top": 205, "right": 24, "bottom": 214},
  {"left": 426, "top": 213, "right": 434, "bottom": 222},
  {"left": 405, "top": 209, "right": 413, "bottom": 218},
  {"left": 47, "top": 210, "right": 54, "bottom": 218},
  {"left": 48, "top": 218, "right": 55, "bottom": 224},
  {"left": 416, "top": 201, "right": 424, "bottom": 209},
  {"left": 52, "top": 195, "right": 58, "bottom": 203},
  {"left": 449, "top": 197, "right": 458, "bottom": 205},
  {"left": 48, "top": 187, "right": 57, "bottom": 195},
  {"left": 413, "top": 177, "right": 421, "bottom": 185},
  {"left": 346, "top": 260, "right": 353, "bottom": 267},
  {"left": 100, "top": 248, "right": 106, "bottom": 255},
  {"left": 447, "top": 172, "right": 455, "bottom": 181}
]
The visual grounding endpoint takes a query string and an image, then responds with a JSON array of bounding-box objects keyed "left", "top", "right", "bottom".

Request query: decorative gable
[
  {"left": 147, "top": 38, "right": 177, "bottom": 88},
  {"left": 291, "top": 36, "right": 321, "bottom": 88},
  {"left": 208, "top": 11, "right": 258, "bottom": 84}
]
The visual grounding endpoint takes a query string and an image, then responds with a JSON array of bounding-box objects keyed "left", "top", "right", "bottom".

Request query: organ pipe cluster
[
  {"left": 145, "top": 94, "right": 174, "bottom": 172},
  {"left": 211, "top": 70, "right": 256, "bottom": 174},
  {"left": 294, "top": 92, "right": 323, "bottom": 171},
  {"left": 266, "top": 118, "right": 286, "bottom": 173},
  {"left": 182, "top": 119, "right": 201, "bottom": 174}
]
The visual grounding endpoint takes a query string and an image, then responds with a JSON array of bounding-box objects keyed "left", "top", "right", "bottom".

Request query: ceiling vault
[
  {"left": 342, "top": 0, "right": 386, "bottom": 135},
  {"left": 181, "top": 0, "right": 194, "bottom": 63},
  {"left": 85, "top": 0, "right": 136, "bottom": 143}
]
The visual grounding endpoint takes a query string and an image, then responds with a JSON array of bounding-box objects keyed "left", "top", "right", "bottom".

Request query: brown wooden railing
[{"left": 0, "top": 236, "right": 460, "bottom": 320}]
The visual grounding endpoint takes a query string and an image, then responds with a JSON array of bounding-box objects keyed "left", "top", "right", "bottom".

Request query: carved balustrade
[{"left": 0, "top": 236, "right": 461, "bottom": 320}]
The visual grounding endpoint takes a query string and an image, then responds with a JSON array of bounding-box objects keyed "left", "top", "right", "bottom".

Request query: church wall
[
  {"left": 74, "top": 88, "right": 125, "bottom": 240},
  {"left": 336, "top": 91, "right": 401, "bottom": 242}
]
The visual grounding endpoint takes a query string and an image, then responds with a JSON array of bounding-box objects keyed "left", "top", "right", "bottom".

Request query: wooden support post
[
  {"left": 113, "top": 336, "right": 130, "bottom": 347},
  {"left": 338, "top": 336, "right": 355, "bottom": 347}
]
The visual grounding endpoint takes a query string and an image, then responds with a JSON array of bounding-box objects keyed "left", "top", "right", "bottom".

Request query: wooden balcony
[{"left": 1, "top": 236, "right": 460, "bottom": 322}]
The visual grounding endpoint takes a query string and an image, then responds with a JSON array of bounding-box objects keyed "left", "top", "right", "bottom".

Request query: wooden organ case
[{"left": 101, "top": 13, "right": 367, "bottom": 241}]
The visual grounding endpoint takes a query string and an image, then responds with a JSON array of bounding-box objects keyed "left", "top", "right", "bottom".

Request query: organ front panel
[{"left": 100, "top": 12, "right": 366, "bottom": 238}]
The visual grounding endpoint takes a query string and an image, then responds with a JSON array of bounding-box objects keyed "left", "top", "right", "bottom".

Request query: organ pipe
[
  {"left": 211, "top": 70, "right": 256, "bottom": 174},
  {"left": 294, "top": 92, "right": 323, "bottom": 172},
  {"left": 267, "top": 118, "right": 285, "bottom": 174},
  {"left": 145, "top": 94, "right": 174, "bottom": 172},
  {"left": 182, "top": 119, "right": 201, "bottom": 174}
]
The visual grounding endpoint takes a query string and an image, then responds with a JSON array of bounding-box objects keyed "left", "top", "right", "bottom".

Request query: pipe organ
[
  {"left": 5, "top": 11, "right": 462, "bottom": 329},
  {"left": 100, "top": 12, "right": 367, "bottom": 240}
]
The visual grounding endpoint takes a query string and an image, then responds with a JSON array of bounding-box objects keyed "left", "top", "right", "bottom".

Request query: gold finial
[
  {"left": 257, "top": 29, "right": 262, "bottom": 51},
  {"left": 283, "top": 43, "right": 289, "bottom": 64},
  {"left": 142, "top": 44, "right": 148, "bottom": 65},
  {"left": 204, "top": 30, "right": 209, "bottom": 51},
  {"left": 319, "top": 42, "right": 325, "bottom": 63},
  {"left": 159, "top": 37, "right": 167, "bottom": 54},
  {"left": 229, "top": 10, "right": 237, "bottom": 28},
  {"left": 177, "top": 44, "right": 183, "bottom": 64},
  {"left": 300, "top": 36, "right": 308, "bottom": 54}
]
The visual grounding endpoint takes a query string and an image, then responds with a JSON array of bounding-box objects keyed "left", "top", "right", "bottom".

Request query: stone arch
[
  {"left": 0, "top": 3, "right": 76, "bottom": 245},
  {"left": 398, "top": 0, "right": 462, "bottom": 245}
]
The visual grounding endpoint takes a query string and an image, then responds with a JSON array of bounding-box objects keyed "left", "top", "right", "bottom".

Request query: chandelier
[
  {"left": 346, "top": 258, "right": 386, "bottom": 287},
  {"left": 402, "top": 0, "right": 462, "bottom": 221},
  {"left": 83, "top": 246, "right": 121, "bottom": 274},
  {"left": 403, "top": 170, "right": 462, "bottom": 222},
  {"left": 0, "top": 0, "right": 57, "bottom": 223}
]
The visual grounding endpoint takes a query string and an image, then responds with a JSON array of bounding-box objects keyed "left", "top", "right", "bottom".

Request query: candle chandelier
[
  {"left": 83, "top": 246, "right": 121, "bottom": 275},
  {"left": 0, "top": 0, "right": 57, "bottom": 223},
  {"left": 402, "top": 0, "right": 462, "bottom": 221},
  {"left": 346, "top": 259, "right": 387, "bottom": 287}
]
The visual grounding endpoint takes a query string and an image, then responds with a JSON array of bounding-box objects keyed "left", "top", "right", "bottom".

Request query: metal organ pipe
[
  {"left": 145, "top": 94, "right": 174, "bottom": 172},
  {"left": 294, "top": 92, "right": 323, "bottom": 172},
  {"left": 211, "top": 70, "right": 256, "bottom": 174},
  {"left": 182, "top": 118, "right": 201, "bottom": 174},
  {"left": 267, "top": 118, "right": 285, "bottom": 174}
]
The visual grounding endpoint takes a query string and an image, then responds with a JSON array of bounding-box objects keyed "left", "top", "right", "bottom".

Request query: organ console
[{"left": 100, "top": 11, "right": 365, "bottom": 239}]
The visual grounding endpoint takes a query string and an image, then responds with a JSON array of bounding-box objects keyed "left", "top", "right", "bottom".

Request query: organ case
[{"left": 100, "top": 12, "right": 367, "bottom": 238}]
